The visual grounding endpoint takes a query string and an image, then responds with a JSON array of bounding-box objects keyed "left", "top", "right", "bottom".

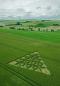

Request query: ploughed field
[{"left": 0, "top": 29, "right": 60, "bottom": 86}]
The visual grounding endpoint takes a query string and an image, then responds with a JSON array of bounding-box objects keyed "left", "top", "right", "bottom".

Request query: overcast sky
[{"left": 0, "top": 0, "right": 60, "bottom": 19}]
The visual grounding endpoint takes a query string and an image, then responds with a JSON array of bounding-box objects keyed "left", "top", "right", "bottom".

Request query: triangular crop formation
[{"left": 9, "top": 52, "right": 50, "bottom": 75}]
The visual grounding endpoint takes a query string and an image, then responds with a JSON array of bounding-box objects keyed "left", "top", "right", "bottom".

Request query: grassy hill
[{"left": 0, "top": 28, "right": 60, "bottom": 86}]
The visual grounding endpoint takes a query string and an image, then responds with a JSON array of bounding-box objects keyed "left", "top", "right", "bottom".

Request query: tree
[
  {"left": 0, "top": 25, "right": 3, "bottom": 27},
  {"left": 16, "top": 22, "right": 22, "bottom": 26},
  {"left": 10, "top": 26, "right": 15, "bottom": 29},
  {"left": 53, "top": 24, "right": 60, "bottom": 26},
  {"left": 38, "top": 28, "right": 40, "bottom": 31},
  {"left": 51, "top": 29, "right": 54, "bottom": 32},
  {"left": 18, "top": 28, "right": 21, "bottom": 30}
]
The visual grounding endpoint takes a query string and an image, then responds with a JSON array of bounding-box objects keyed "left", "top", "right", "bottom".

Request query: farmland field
[{"left": 0, "top": 23, "right": 60, "bottom": 86}]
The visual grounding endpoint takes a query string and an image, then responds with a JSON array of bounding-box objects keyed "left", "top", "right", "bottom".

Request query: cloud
[{"left": 0, "top": 0, "right": 60, "bottom": 19}]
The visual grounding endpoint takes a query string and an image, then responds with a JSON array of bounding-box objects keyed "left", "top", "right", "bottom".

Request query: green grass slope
[{"left": 0, "top": 29, "right": 60, "bottom": 86}]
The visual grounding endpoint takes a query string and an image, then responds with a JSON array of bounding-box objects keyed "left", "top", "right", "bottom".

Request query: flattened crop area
[{"left": 9, "top": 52, "right": 51, "bottom": 75}]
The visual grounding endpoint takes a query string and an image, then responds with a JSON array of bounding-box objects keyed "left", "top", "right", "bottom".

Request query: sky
[{"left": 0, "top": 0, "right": 60, "bottom": 19}]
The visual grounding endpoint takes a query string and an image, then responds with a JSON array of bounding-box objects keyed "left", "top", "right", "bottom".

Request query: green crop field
[{"left": 0, "top": 26, "right": 60, "bottom": 86}]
